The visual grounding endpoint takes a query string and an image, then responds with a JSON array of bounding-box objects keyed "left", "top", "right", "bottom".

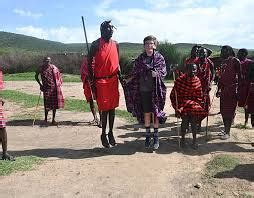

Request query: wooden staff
[
  {"left": 32, "top": 91, "right": 41, "bottom": 127},
  {"left": 171, "top": 64, "right": 181, "bottom": 148}
]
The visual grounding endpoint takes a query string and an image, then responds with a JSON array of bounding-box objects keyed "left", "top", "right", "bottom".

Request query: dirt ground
[{"left": 0, "top": 81, "right": 253, "bottom": 197}]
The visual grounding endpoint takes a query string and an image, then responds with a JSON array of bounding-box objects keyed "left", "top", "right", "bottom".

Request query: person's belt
[{"left": 95, "top": 73, "right": 117, "bottom": 80}]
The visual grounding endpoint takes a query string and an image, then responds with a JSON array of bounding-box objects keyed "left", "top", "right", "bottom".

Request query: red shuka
[
  {"left": 170, "top": 74, "right": 207, "bottom": 120},
  {"left": 94, "top": 38, "right": 119, "bottom": 111},
  {"left": 218, "top": 57, "right": 240, "bottom": 119},
  {"left": 238, "top": 58, "right": 253, "bottom": 107},
  {"left": 80, "top": 56, "right": 94, "bottom": 102}
]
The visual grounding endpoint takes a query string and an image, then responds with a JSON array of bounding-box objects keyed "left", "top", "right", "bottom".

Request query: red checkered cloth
[
  {"left": 80, "top": 56, "right": 94, "bottom": 102},
  {"left": 41, "top": 64, "right": 64, "bottom": 110},
  {"left": 170, "top": 74, "right": 207, "bottom": 120},
  {"left": 0, "top": 104, "right": 6, "bottom": 128},
  {"left": 218, "top": 57, "right": 240, "bottom": 119},
  {"left": 0, "top": 69, "right": 4, "bottom": 90},
  {"left": 52, "top": 65, "right": 64, "bottom": 109}
]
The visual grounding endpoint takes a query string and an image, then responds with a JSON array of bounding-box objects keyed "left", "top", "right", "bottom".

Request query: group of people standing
[
  {"left": 1, "top": 20, "right": 253, "bottom": 161},
  {"left": 37, "top": 20, "right": 254, "bottom": 151}
]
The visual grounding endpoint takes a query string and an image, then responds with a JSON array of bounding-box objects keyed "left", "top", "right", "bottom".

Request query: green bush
[{"left": 157, "top": 41, "right": 187, "bottom": 79}]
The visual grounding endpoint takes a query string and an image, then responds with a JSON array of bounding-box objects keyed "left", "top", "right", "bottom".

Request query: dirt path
[{"left": 0, "top": 81, "right": 253, "bottom": 197}]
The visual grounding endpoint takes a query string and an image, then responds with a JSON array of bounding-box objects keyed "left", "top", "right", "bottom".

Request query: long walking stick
[
  {"left": 81, "top": 16, "right": 95, "bottom": 102},
  {"left": 171, "top": 65, "right": 181, "bottom": 148},
  {"left": 32, "top": 91, "right": 42, "bottom": 127}
]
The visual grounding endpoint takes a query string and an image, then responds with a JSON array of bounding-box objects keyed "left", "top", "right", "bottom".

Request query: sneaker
[
  {"left": 108, "top": 132, "right": 116, "bottom": 146},
  {"left": 153, "top": 134, "right": 159, "bottom": 150},
  {"left": 220, "top": 134, "right": 230, "bottom": 140},
  {"left": 218, "top": 130, "right": 226, "bottom": 136},
  {"left": 145, "top": 134, "right": 151, "bottom": 148},
  {"left": 101, "top": 134, "right": 110, "bottom": 148},
  {"left": 2, "top": 153, "right": 15, "bottom": 161}
]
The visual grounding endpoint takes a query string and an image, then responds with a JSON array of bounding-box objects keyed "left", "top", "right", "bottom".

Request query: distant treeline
[
  {"left": 0, "top": 41, "right": 189, "bottom": 79},
  {"left": 1, "top": 31, "right": 254, "bottom": 78}
]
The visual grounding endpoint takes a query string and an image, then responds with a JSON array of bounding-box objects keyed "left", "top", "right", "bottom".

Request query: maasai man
[
  {"left": 195, "top": 48, "right": 215, "bottom": 131},
  {"left": 80, "top": 56, "right": 101, "bottom": 127},
  {"left": 246, "top": 61, "right": 254, "bottom": 127},
  {"left": 216, "top": 46, "right": 241, "bottom": 140},
  {"left": 124, "top": 35, "right": 167, "bottom": 150},
  {"left": 87, "top": 21, "right": 122, "bottom": 148},
  {"left": 0, "top": 67, "right": 15, "bottom": 160},
  {"left": 170, "top": 63, "right": 207, "bottom": 149},
  {"left": 237, "top": 48, "right": 254, "bottom": 126},
  {"left": 184, "top": 45, "right": 212, "bottom": 71},
  {"left": 35, "top": 57, "right": 64, "bottom": 125},
  {"left": 184, "top": 45, "right": 200, "bottom": 68}
]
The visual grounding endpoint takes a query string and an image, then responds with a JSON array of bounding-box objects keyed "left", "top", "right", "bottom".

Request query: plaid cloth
[
  {"left": 80, "top": 56, "right": 94, "bottom": 102},
  {"left": 170, "top": 74, "right": 207, "bottom": 120},
  {"left": 0, "top": 69, "right": 4, "bottom": 90},
  {"left": 239, "top": 58, "right": 253, "bottom": 107},
  {"left": 52, "top": 65, "right": 64, "bottom": 109},
  {"left": 218, "top": 57, "right": 240, "bottom": 119},
  {"left": 41, "top": 64, "right": 64, "bottom": 110},
  {"left": 0, "top": 104, "right": 6, "bottom": 128},
  {"left": 123, "top": 51, "right": 167, "bottom": 124}
]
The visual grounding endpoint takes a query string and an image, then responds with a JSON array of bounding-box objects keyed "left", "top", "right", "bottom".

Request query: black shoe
[
  {"left": 2, "top": 153, "right": 15, "bottom": 161},
  {"left": 153, "top": 134, "right": 159, "bottom": 150},
  {"left": 101, "top": 134, "right": 110, "bottom": 148},
  {"left": 145, "top": 134, "right": 151, "bottom": 148},
  {"left": 180, "top": 138, "right": 186, "bottom": 148},
  {"left": 108, "top": 132, "right": 116, "bottom": 146}
]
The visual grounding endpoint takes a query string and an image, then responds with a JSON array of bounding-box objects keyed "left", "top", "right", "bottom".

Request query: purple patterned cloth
[{"left": 123, "top": 51, "right": 167, "bottom": 124}]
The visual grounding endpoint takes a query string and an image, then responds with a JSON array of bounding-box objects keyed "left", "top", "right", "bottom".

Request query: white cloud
[
  {"left": 15, "top": 25, "right": 100, "bottom": 43},
  {"left": 13, "top": 9, "right": 42, "bottom": 19},
  {"left": 95, "top": 0, "right": 254, "bottom": 48}
]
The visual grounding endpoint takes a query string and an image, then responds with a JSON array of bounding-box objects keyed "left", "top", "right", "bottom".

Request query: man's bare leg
[
  {"left": 244, "top": 109, "right": 249, "bottom": 126},
  {"left": 89, "top": 99, "right": 99, "bottom": 124},
  {"left": 190, "top": 117, "right": 198, "bottom": 149},
  {"left": 101, "top": 111, "right": 109, "bottom": 148},
  {"left": 180, "top": 117, "right": 189, "bottom": 148},
  {"left": 0, "top": 128, "right": 15, "bottom": 161},
  {"left": 108, "top": 109, "right": 116, "bottom": 146},
  {"left": 51, "top": 109, "right": 58, "bottom": 125}
]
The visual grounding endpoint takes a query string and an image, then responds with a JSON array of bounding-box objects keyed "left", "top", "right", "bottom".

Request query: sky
[{"left": 1, "top": 0, "right": 254, "bottom": 48}]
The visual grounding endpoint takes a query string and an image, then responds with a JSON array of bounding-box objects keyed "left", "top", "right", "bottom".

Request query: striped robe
[
  {"left": 170, "top": 74, "right": 207, "bottom": 120},
  {"left": 218, "top": 57, "right": 241, "bottom": 119}
]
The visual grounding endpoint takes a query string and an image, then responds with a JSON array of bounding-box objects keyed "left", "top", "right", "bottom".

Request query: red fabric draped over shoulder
[{"left": 94, "top": 38, "right": 119, "bottom": 111}]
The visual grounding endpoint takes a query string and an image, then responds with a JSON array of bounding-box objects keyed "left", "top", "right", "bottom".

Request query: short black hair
[
  {"left": 143, "top": 35, "right": 157, "bottom": 46},
  {"left": 238, "top": 48, "right": 248, "bottom": 56}
]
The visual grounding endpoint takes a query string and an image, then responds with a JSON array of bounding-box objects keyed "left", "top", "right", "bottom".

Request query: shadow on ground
[{"left": 214, "top": 164, "right": 254, "bottom": 182}]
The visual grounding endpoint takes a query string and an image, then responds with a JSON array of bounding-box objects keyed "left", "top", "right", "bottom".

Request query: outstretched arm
[{"left": 35, "top": 69, "right": 43, "bottom": 91}]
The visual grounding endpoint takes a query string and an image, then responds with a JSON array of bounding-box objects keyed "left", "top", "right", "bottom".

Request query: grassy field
[
  {"left": 0, "top": 90, "right": 135, "bottom": 122},
  {"left": 205, "top": 154, "right": 240, "bottom": 179},
  {"left": 4, "top": 72, "right": 81, "bottom": 82},
  {"left": 0, "top": 156, "right": 43, "bottom": 176}
]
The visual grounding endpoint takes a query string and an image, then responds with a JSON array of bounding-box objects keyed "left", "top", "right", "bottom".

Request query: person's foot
[
  {"left": 218, "top": 130, "right": 226, "bottom": 136},
  {"left": 2, "top": 153, "right": 15, "bottom": 161},
  {"left": 89, "top": 119, "right": 97, "bottom": 125},
  {"left": 101, "top": 134, "right": 110, "bottom": 148},
  {"left": 180, "top": 138, "right": 186, "bottom": 148},
  {"left": 153, "top": 134, "right": 159, "bottom": 150},
  {"left": 51, "top": 120, "right": 58, "bottom": 126},
  {"left": 97, "top": 120, "right": 102, "bottom": 128},
  {"left": 191, "top": 142, "right": 198, "bottom": 150},
  {"left": 220, "top": 134, "right": 230, "bottom": 140},
  {"left": 108, "top": 132, "right": 116, "bottom": 146},
  {"left": 145, "top": 134, "right": 151, "bottom": 148}
]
